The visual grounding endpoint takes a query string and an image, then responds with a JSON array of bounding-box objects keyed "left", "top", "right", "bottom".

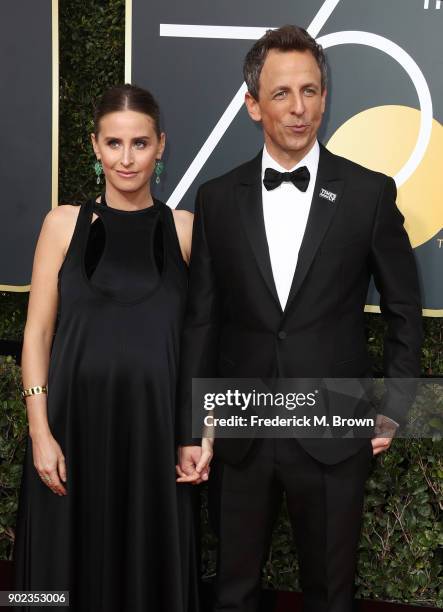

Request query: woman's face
[{"left": 91, "top": 110, "right": 165, "bottom": 194}]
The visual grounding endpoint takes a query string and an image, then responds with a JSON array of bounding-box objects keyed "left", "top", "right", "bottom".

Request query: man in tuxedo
[{"left": 177, "top": 25, "right": 422, "bottom": 612}]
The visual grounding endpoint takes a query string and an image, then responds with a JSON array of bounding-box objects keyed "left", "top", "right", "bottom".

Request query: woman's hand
[
  {"left": 176, "top": 437, "right": 214, "bottom": 485},
  {"left": 31, "top": 431, "right": 67, "bottom": 496}
]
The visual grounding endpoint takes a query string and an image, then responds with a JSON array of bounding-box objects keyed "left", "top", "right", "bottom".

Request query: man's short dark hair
[{"left": 243, "top": 24, "right": 328, "bottom": 100}]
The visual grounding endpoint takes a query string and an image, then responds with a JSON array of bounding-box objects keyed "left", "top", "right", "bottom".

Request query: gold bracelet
[{"left": 21, "top": 385, "right": 48, "bottom": 399}]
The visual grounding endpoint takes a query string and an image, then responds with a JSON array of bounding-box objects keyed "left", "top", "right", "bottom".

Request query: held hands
[
  {"left": 370, "top": 413, "right": 399, "bottom": 456},
  {"left": 176, "top": 437, "right": 214, "bottom": 485},
  {"left": 31, "top": 430, "right": 67, "bottom": 496}
]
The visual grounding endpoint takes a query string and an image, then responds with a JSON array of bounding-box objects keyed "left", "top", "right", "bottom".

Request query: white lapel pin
[{"left": 319, "top": 188, "right": 337, "bottom": 203}]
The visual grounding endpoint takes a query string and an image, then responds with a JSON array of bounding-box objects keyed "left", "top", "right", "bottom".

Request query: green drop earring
[
  {"left": 154, "top": 159, "right": 165, "bottom": 184},
  {"left": 94, "top": 160, "right": 103, "bottom": 185}
]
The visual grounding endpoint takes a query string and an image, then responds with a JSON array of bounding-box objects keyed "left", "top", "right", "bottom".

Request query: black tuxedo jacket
[{"left": 178, "top": 144, "right": 422, "bottom": 465}]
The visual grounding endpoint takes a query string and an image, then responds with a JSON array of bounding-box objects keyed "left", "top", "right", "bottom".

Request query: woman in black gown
[{"left": 14, "top": 84, "right": 201, "bottom": 611}]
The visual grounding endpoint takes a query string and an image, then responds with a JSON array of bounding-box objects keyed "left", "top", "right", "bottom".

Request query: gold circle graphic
[{"left": 327, "top": 105, "right": 443, "bottom": 247}]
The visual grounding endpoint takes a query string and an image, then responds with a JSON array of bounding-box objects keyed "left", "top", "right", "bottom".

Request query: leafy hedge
[
  {"left": 59, "top": 0, "right": 125, "bottom": 203},
  {"left": 0, "top": 357, "right": 26, "bottom": 561},
  {"left": 0, "top": 0, "right": 442, "bottom": 606}
]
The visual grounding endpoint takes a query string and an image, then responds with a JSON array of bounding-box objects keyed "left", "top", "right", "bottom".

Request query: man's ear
[
  {"left": 90, "top": 133, "right": 100, "bottom": 158},
  {"left": 244, "top": 91, "right": 262, "bottom": 123}
]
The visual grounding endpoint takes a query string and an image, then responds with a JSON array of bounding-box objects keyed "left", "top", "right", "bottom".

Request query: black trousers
[{"left": 208, "top": 438, "right": 373, "bottom": 612}]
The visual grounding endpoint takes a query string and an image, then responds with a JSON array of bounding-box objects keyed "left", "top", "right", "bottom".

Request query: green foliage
[
  {"left": 0, "top": 356, "right": 26, "bottom": 560},
  {"left": 407, "top": 382, "right": 443, "bottom": 442},
  {"left": 0, "top": 0, "right": 442, "bottom": 605},
  {"left": 0, "top": 293, "right": 28, "bottom": 341},
  {"left": 358, "top": 439, "right": 443, "bottom": 607},
  {"left": 366, "top": 314, "right": 443, "bottom": 376},
  {"left": 422, "top": 318, "right": 443, "bottom": 376},
  {"left": 59, "top": 0, "right": 125, "bottom": 203}
]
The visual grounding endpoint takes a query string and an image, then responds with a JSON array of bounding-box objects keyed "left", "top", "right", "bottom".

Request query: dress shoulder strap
[
  {"left": 157, "top": 200, "right": 186, "bottom": 262},
  {"left": 59, "top": 199, "right": 95, "bottom": 274}
]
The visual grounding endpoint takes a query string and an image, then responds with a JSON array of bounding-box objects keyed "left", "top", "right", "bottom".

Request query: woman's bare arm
[{"left": 22, "top": 204, "right": 79, "bottom": 495}]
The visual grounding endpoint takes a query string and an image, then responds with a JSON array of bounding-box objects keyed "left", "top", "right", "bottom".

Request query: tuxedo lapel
[
  {"left": 236, "top": 152, "right": 281, "bottom": 309},
  {"left": 284, "top": 145, "right": 344, "bottom": 313}
]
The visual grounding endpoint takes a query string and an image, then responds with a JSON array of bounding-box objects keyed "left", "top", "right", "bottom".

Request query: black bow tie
[{"left": 263, "top": 166, "right": 310, "bottom": 192}]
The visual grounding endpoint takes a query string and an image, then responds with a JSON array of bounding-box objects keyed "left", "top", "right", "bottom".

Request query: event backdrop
[
  {"left": 0, "top": 0, "right": 57, "bottom": 292},
  {"left": 127, "top": 0, "right": 443, "bottom": 316}
]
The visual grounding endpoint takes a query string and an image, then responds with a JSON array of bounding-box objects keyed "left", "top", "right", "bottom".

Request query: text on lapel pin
[{"left": 319, "top": 188, "right": 337, "bottom": 202}]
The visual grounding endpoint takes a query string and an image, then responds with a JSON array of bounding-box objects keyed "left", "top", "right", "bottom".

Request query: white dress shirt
[{"left": 261, "top": 140, "right": 320, "bottom": 310}]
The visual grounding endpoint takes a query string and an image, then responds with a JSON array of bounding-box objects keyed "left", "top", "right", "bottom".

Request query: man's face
[{"left": 245, "top": 49, "right": 326, "bottom": 169}]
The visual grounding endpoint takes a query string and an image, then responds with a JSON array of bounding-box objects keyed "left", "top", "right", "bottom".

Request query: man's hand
[
  {"left": 370, "top": 414, "right": 399, "bottom": 456},
  {"left": 176, "top": 438, "right": 213, "bottom": 484}
]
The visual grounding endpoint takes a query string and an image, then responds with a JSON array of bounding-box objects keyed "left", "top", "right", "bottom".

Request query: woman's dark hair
[
  {"left": 93, "top": 83, "right": 161, "bottom": 138},
  {"left": 243, "top": 25, "right": 328, "bottom": 100}
]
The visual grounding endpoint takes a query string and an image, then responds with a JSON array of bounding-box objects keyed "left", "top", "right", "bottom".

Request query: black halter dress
[{"left": 14, "top": 195, "right": 199, "bottom": 612}]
